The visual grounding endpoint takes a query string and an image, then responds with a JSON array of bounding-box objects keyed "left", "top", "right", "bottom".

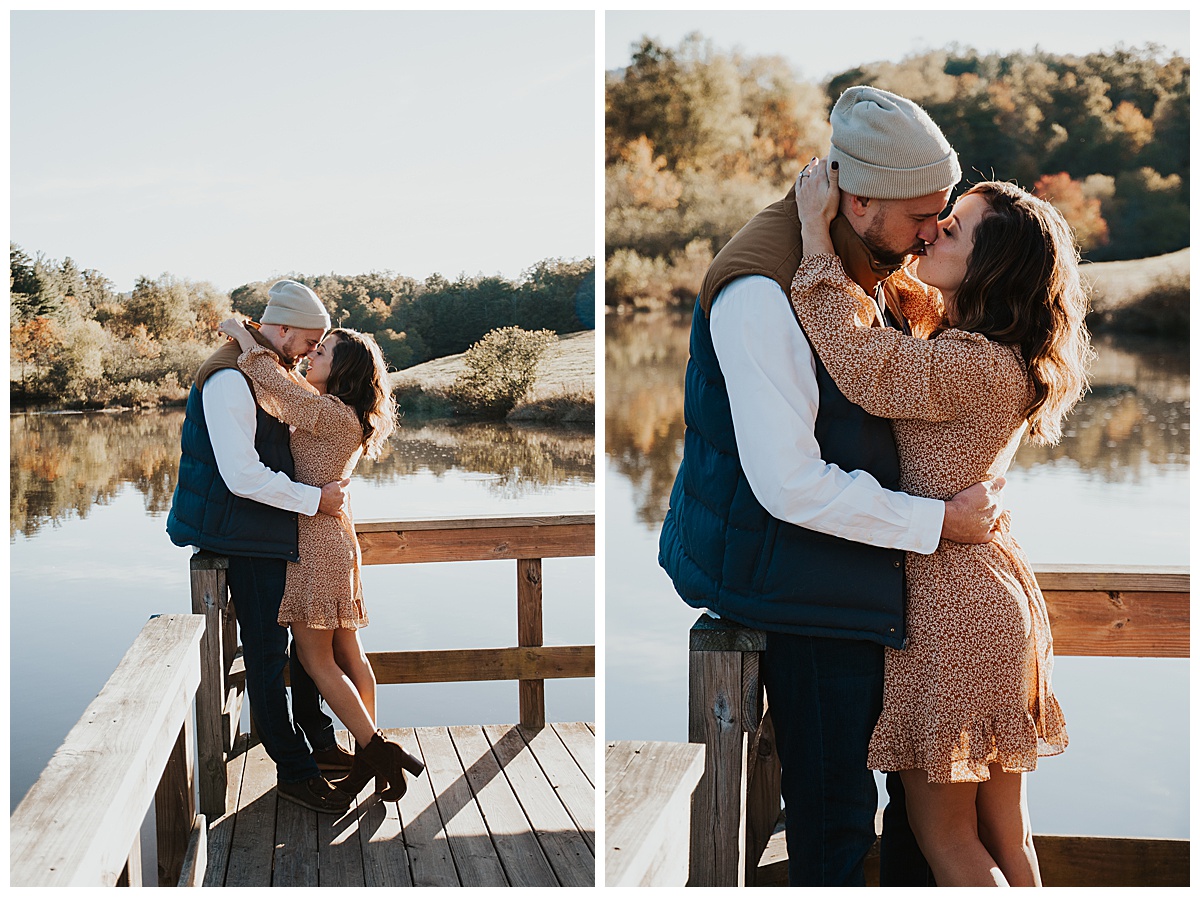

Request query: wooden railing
[
  {"left": 10, "top": 615, "right": 208, "bottom": 887},
  {"left": 191, "top": 513, "right": 595, "bottom": 819},
  {"left": 686, "top": 564, "right": 1189, "bottom": 887}
]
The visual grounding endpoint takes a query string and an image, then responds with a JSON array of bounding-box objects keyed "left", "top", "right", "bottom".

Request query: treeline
[
  {"left": 9, "top": 244, "right": 594, "bottom": 408},
  {"left": 606, "top": 36, "right": 1189, "bottom": 307}
]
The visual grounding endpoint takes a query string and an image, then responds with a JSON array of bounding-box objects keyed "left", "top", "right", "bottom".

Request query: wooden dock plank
[
  {"left": 272, "top": 795, "right": 318, "bottom": 886},
  {"left": 520, "top": 725, "right": 596, "bottom": 852},
  {"left": 553, "top": 721, "right": 596, "bottom": 786},
  {"left": 317, "top": 808, "right": 367, "bottom": 887},
  {"left": 317, "top": 729, "right": 368, "bottom": 887},
  {"left": 392, "top": 727, "right": 461, "bottom": 886},
  {"left": 418, "top": 726, "right": 509, "bottom": 886},
  {"left": 222, "top": 744, "right": 278, "bottom": 887},
  {"left": 604, "top": 740, "right": 645, "bottom": 794},
  {"left": 357, "top": 796, "right": 413, "bottom": 887},
  {"left": 203, "top": 741, "right": 247, "bottom": 887},
  {"left": 484, "top": 724, "right": 594, "bottom": 887},
  {"left": 451, "top": 724, "right": 560, "bottom": 887},
  {"left": 605, "top": 740, "right": 706, "bottom": 887}
]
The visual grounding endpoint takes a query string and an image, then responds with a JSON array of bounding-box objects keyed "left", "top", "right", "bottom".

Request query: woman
[
  {"left": 218, "top": 317, "right": 424, "bottom": 802},
  {"left": 790, "top": 159, "right": 1091, "bottom": 886}
]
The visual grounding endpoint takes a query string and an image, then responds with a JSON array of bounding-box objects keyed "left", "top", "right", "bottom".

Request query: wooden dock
[
  {"left": 11, "top": 514, "right": 596, "bottom": 887},
  {"left": 207, "top": 724, "right": 594, "bottom": 887}
]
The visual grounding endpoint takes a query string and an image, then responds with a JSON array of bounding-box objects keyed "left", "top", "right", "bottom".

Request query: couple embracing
[
  {"left": 661, "top": 86, "right": 1091, "bottom": 886},
  {"left": 167, "top": 280, "right": 423, "bottom": 815}
]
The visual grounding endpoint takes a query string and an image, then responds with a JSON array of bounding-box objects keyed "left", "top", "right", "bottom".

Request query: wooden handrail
[
  {"left": 685, "top": 565, "right": 1190, "bottom": 887},
  {"left": 356, "top": 513, "right": 595, "bottom": 565},
  {"left": 10, "top": 615, "right": 207, "bottom": 887},
  {"left": 191, "top": 513, "right": 596, "bottom": 820}
]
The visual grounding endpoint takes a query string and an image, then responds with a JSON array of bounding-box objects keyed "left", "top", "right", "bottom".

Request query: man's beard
[{"left": 861, "top": 216, "right": 922, "bottom": 267}]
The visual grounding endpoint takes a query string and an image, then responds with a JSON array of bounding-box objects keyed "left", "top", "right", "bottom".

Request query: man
[
  {"left": 659, "top": 86, "right": 1004, "bottom": 885},
  {"left": 167, "top": 279, "right": 354, "bottom": 814}
]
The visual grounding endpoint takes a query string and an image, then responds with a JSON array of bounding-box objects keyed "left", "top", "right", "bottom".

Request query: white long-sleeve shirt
[
  {"left": 201, "top": 368, "right": 321, "bottom": 516},
  {"left": 709, "top": 274, "right": 943, "bottom": 554}
]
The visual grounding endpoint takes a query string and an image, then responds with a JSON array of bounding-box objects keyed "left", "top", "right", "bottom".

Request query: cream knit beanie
[
  {"left": 261, "top": 280, "right": 331, "bottom": 331},
  {"left": 828, "top": 86, "right": 961, "bottom": 200}
]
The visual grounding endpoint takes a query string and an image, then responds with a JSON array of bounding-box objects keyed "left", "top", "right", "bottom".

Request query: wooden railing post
[
  {"left": 517, "top": 557, "right": 545, "bottom": 728},
  {"left": 155, "top": 713, "right": 196, "bottom": 886},
  {"left": 687, "top": 615, "right": 768, "bottom": 886},
  {"left": 190, "top": 552, "right": 230, "bottom": 819}
]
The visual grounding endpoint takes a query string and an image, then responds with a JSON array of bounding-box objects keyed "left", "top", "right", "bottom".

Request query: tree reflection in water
[
  {"left": 605, "top": 311, "right": 1189, "bottom": 529},
  {"left": 10, "top": 411, "right": 594, "bottom": 538}
]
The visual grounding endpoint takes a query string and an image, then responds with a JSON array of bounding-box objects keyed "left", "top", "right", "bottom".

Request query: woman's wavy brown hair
[
  {"left": 324, "top": 328, "right": 397, "bottom": 458},
  {"left": 946, "top": 181, "right": 1093, "bottom": 445}
]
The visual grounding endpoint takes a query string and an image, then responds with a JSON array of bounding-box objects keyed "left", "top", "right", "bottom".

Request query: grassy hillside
[
  {"left": 391, "top": 330, "right": 595, "bottom": 423},
  {"left": 1082, "top": 248, "right": 1188, "bottom": 337}
]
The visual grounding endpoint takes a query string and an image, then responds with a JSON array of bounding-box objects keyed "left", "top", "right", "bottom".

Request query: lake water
[
  {"left": 10, "top": 410, "right": 595, "bottom": 810},
  {"left": 604, "top": 310, "right": 1189, "bottom": 839}
]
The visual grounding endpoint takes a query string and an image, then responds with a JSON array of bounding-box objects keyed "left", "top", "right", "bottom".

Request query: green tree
[
  {"left": 449, "top": 326, "right": 557, "bottom": 417},
  {"left": 122, "top": 275, "right": 196, "bottom": 339},
  {"left": 1098, "top": 167, "right": 1189, "bottom": 260},
  {"left": 375, "top": 328, "right": 421, "bottom": 370}
]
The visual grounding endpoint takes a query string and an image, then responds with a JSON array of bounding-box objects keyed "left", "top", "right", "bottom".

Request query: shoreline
[{"left": 11, "top": 329, "right": 598, "bottom": 420}]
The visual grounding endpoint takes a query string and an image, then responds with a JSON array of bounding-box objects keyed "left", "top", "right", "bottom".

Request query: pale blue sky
[
  {"left": 11, "top": 11, "right": 595, "bottom": 292},
  {"left": 606, "top": 10, "right": 1189, "bottom": 80}
]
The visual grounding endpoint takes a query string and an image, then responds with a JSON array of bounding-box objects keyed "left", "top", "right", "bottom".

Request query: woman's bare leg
[
  {"left": 332, "top": 628, "right": 377, "bottom": 734},
  {"left": 899, "top": 768, "right": 1008, "bottom": 886},
  {"left": 977, "top": 765, "right": 1041, "bottom": 886},
  {"left": 291, "top": 625, "right": 376, "bottom": 746}
]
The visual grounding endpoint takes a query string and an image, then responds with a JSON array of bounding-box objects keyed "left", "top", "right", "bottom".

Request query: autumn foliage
[{"left": 606, "top": 38, "right": 1189, "bottom": 308}]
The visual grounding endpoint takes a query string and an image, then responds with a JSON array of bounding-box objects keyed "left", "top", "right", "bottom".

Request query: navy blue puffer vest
[
  {"left": 166, "top": 376, "right": 299, "bottom": 561},
  {"left": 658, "top": 189, "right": 909, "bottom": 647}
]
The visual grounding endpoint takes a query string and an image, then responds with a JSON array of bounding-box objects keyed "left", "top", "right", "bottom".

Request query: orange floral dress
[
  {"left": 238, "top": 346, "right": 369, "bottom": 630},
  {"left": 789, "top": 254, "right": 1067, "bottom": 784}
]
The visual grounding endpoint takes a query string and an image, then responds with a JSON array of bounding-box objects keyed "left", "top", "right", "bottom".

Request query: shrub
[{"left": 449, "top": 326, "right": 557, "bottom": 418}]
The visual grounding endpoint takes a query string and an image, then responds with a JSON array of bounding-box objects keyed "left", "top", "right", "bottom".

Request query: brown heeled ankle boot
[
  {"left": 360, "top": 731, "right": 425, "bottom": 802},
  {"left": 331, "top": 741, "right": 384, "bottom": 797}
]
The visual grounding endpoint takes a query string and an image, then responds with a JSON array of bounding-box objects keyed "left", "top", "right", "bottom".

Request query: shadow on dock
[{"left": 208, "top": 723, "right": 594, "bottom": 887}]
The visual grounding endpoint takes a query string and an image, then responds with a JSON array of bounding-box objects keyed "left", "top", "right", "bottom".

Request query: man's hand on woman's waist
[{"left": 941, "top": 478, "right": 1005, "bottom": 543}]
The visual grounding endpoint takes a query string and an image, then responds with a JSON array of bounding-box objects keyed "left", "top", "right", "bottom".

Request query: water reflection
[
  {"left": 604, "top": 311, "right": 691, "bottom": 527},
  {"left": 604, "top": 311, "right": 1189, "bottom": 523},
  {"left": 10, "top": 411, "right": 595, "bottom": 538},
  {"left": 1014, "top": 335, "right": 1189, "bottom": 480}
]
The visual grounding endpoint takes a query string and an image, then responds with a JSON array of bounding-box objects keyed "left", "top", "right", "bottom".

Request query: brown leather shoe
[
  {"left": 277, "top": 775, "right": 354, "bottom": 814},
  {"left": 312, "top": 742, "right": 355, "bottom": 771}
]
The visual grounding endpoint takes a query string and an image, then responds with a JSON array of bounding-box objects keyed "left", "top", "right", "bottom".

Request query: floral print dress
[
  {"left": 238, "top": 346, "right": 369, "bottom": 630},
  {"left": 790, "top": 254, "right": 1067, "bottom": 784}
]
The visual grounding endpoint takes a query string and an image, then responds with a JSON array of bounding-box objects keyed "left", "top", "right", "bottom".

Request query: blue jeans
[
  {"left": 762, "top": 631, "right": 931, "bottom": 886},
  {"left": 226, "top": 555, "right": 332, "bottom": 782}
]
